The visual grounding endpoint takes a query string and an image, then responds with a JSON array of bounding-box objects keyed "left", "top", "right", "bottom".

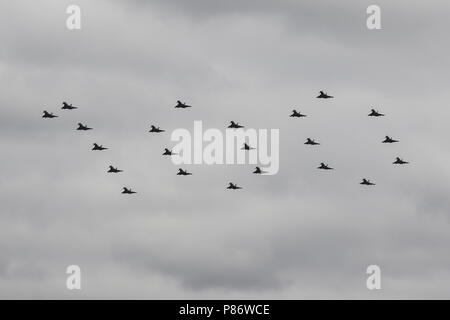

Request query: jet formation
[{"left": 42, "top": 96, "right": 409, "bottom": 193}]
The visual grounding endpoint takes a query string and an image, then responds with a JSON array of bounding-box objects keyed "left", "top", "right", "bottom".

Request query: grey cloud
[{"left": 0, "top": 0, "right": 450, "bottom": 299}]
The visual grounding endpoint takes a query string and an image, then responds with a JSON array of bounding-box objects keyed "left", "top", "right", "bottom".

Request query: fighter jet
[
  {"left": 42, "top": 111, "right": 57, "bottom": 118},
  {"left": 382, "top": 136, "right": 399, "bottom": 143},
  {"left": 290, "top": 110, "right": 306, "bottom": 117},
  {"left": 316, "top": 91, "right": 333, "bottom": 99},
  {"left": 227, "top": 182, "right": 242, "bottom": 190},
  {"left": 177, "top": 168, "right": 192, "bottom": 176},
  {"left": 318, "top": 163, "right": 333, "bottom": 170},
  {"left": 241, "top": 143, "right": 255, "bottom": 150},
  {"left": 107, "top": 165, "right": 123, "bottom": 173},
  {"left": 174, "top": 100, "right": 192, "bottom": 108},
  {"left": 368, "top": 109, "right": 385, "bottom": 117},
  {"left": 162, "top": 148, "right": 177, "bottom": 156},
  {"left": 149, "top": 125, "right": 165, "bottom": 133},
  {"left": 77, "top": 123, "right": 92, "bottom": 131},
  {"left": 92, "top": 143, "right": 107, "bottom": 151},
  {"left": 61, "top": 102, "right": 77, "bottom": 110},
  {"left": 304, "top": 138, "right": 320, "bottom": 145},
  {"left": 228, "top": 121, "right": 244, "bottom": 129},
  {"left": 393, "top": 157, "right": 409, "bottom": 165},
  {"left": 253, "top": 167, "right": 267, "bottom": 174},
  {"left": 122, "top": 187, "right": 136, "bottom": 194},
  {"left": 360, "top": 179, "right": 376, "bottom": 186}
]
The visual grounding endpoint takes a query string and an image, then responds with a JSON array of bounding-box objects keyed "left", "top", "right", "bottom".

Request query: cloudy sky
[{"left": 1, "top": 0, "right": 450, "bottom": 299}]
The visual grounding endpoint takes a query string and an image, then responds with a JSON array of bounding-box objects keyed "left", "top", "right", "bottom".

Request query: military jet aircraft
[
  {"left": 177, "top": 168, "right": 192, "bottom": 176},
  {"left": 108, "top": 165, "right": 123, "bottom": 173},
  {"left": 290, "top": 109, "right": 306, "bottom": 117},
  {"left": 122, "top": 187, "right": 136, "bottom": 194},
  {"left": 228, "top": 121, "right": 244, "bottom": 129},
  {"left": 316, "top": 91, "right": 333, "bottom": 99},
  {"left": 241, "top": 143, "right": 255, "bottom": 150},
  {"left": 149, "top": 125, "right": 165, "bottom": 133},
  {"left": 42, "top": 111, "right": 57, "bottom": 118},
  {"left": 92, "top": 143, "right": 107, "bottom": 151},
  {"left": 227, "top": 182, "right": 242, "bottom": 190},
  {"left": 253, "top": 167, "right": 267, "bottom": 174},
  {"left": 368, "top": 109, "right": 385, "bottom": 117},
  {"left": 360, "top": 179, "right": 376, "bottom": 186},
  {"left": 162, "top": 148, "right": 176, "bottom": 155},
  {"left": 174, "top": 100, "right": 192, "bottom": 108},
  {"left": 393, "top": 157, "right": 409, "bottom": 165},
  {"left": 77, "top": 123, "right": 92, "bottom": 131},
  {"left": 382, "top": 136, "right": 399, "bottom": 143},
  {"left": 61, "top": 102, "right": 77, "bottom": 110},
  {"left": 318, "top": 163, "right": 333, "bottom": 170},
  {"left": 305, "top": 138, "right": 320, "bottom": 145}
]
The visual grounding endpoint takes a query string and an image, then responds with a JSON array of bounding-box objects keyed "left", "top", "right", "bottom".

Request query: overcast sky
[{"left": 1, "top": 0, "right": 450, "bottom": 299}]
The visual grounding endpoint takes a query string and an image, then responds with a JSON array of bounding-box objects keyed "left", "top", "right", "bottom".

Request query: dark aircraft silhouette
[
  {"left": 174, "top": 100, "right": 192, "bottom": 108},
  {"left": 253, "top": 167, "right": 267, "bottom": 174},
  {"left": 290, "top": 109, "right": 306, "bottom": 117},
  {"left": 177, "top": 168, "right": 192, "bottom": 176},
  {"left": 61, "top": 102, "right": 77, "bottom": 110},
  {"left": 318, "top": 163, "right": 333, "bottom": 170},
  {"left": 393, "top": 157, "right": 409, "bottom": 165},
  {"left": 316, "top": 91, "right": 333, "bottom": 99},
  {"left": 77, "top": 123, "right": 92, "bottom": 130},
  {"left": 122, "top": 187, "right": 136, "bottom": 194},
  {"left": 108, "top": 165, "right": 123, "bottom": 173},
  {"left": 228, "top": 121, "right": 244, "bottom": 129},
  {"left": 305, "top": 138, "right": 320, "bottom": 145},
  {"left": 42, "top": 111, "right": 57, "bottom": 118},
  {"left": 162, "top": 148, "right": 177, "bottom": 155},
  {"left": 149, "top": 125, "right": 165, "bottom": 133},
  {"left": 382, "top": 136, "right": 399, "bottom": 143},
  {"left": 92, "top": 143, "right": 107, "bottom": 151},
  {"left": 360, "top": 179, "right": 375, "bottom": 186},
  {"left": 368, "top": 109, "right": 384, "bottom": 117},
  {"left": 241, "top": 143, "right": 255, "bottom": 150},
  {"left": 227, "top": 182, "right": 242, "bottom": 190}
]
